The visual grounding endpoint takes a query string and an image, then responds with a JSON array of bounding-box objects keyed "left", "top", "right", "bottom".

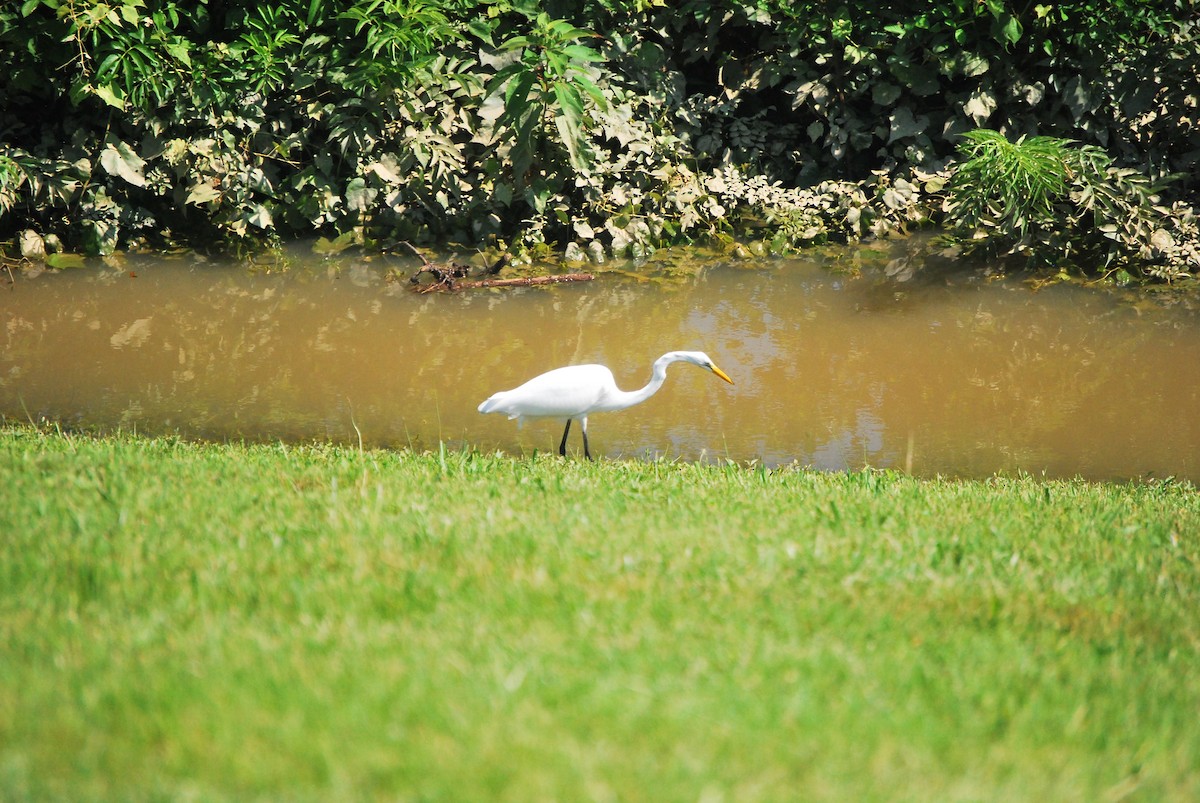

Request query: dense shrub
[
  {"left": 653, "top": 1, "right": 1198, "bottom": 181},
  {"left": 1, "top": 0, "right": 1197, "bottom": 278},
  {"left": 944, "top": 130, "right": 1198, "bottom": 280}
]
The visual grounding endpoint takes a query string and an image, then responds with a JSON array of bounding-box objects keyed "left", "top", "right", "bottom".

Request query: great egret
[{"left": 477, "top": 350, "right": 734, "bottom": 460}]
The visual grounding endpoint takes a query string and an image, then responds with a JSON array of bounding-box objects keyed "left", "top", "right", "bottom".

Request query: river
[{"left": 4, "top": 241, "right": 1198, "bottom": 480}]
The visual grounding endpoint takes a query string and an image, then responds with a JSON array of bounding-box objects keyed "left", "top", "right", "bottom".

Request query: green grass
[{"left": 2, "top": 425, "right": 1199, "bottom": 802}]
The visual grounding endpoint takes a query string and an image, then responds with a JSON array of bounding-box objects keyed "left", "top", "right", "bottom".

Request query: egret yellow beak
[{"left": 711, "top": 364, "right": 734, "bottom": 385}]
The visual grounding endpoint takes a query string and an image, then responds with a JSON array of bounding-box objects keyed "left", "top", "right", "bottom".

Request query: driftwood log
[
  {"left": 401, "top": 241, "right": 594, "bottom": 293},
  {"left": 422, "top": 273, "right": 595, "bottom": 293}
]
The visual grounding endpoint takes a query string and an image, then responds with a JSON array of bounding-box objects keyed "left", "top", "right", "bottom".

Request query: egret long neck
[{"left": 611, "top": 357, "right": 672, "bottom": 409}]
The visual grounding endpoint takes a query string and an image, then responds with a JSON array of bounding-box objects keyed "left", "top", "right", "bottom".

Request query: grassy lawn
[{"left": 1, "top": 424, "right": 1198, "bottom": 801}]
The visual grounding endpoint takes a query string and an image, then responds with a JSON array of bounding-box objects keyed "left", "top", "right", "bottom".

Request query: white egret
[{"left": 478, "top": 350, "right": 734, "bottom": 460}]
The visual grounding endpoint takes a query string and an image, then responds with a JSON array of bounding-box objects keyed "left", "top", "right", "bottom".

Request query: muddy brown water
[{"left": 4, "top": 244, "right": 1199, "bottom": 480}]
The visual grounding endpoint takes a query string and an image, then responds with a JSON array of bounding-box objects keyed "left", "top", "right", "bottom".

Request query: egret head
[{"left": 665, "top": 351, "right": 734, "bottom": 384}]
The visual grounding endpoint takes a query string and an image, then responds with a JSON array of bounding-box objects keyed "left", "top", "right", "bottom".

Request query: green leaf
[
  {"left": 570, "top": 72, "right": 607, "bottom": 109},
  {"left": 544, "top": 50, "right": 568, "bottom": 79},
  {"left": 99, "top": 140, "right": 146, "bottom": 187},
  {"left": 1000, "top": 14, "right": 1022, "bottom": 45},
  {"left": 960, "top": 54, "right": 989, "bottom": 78},
  {"left": 20, "top": 0, "right": 41, "bottom": 16},
  {"left": 562, "top": 44, "right": 603, "bottom": 63},
  {"left": 246, "top": 205, "right": 274, "bottom": 229},
  {"left": 554, "top": 115, "right": 587, "bottom": 171},
  {"left": 872, "top": 82, "right": 901, "bottom": 106},
  {"left": 497, "top": 35, "right": 531, "bottom": 52},
  {"left": 488, "top": 62, "right": 525, "bottom": 91},
  {"left": 45, "top": 253, "right": 87, "bottom": 269},
  {"left": 963, "top": 90, "right": 997, "bottom": 125},
  {"left": 554, "top": 121, "right": 585, "bottom": 175},
  {"left": 554, "top": 82, "right": 585, "bottom": 121},
  {"left": 367, "top": 159, "right": 401, "bottom": 184},
  {"left": 82, "top": 220, "right": 117, "bottom": 257},
  {"left": 313, "top": 232, "right": 357, "bottom": 255},
  {"left": 163, "top": 40, "right": 191, "bottom": 67},
  {"left": 92, "top": 84, "right": 127, "bottom": 110},
  {"left": 510, "top": 136, "right": 535, "bottom": 184},
  {"left": 345, "top": 177, "right": 378, "bottom": 212},
  {"left": 503, "top": 71, "right": 536, "bottom": 111},
  {"left": 185, "top": 182, "right": 221, "bottom": 205},
  {"left": 888, "top": 107, "right": 928, "bottom": 142},
  {"left": 467, "top": 19, "right": 495, "bottom": 45},
  {"left": 527, "top": 180, "right": 551, "bottom": 213}
]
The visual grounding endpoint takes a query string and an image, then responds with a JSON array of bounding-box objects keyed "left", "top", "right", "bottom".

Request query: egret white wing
[{"left": 479, "top": 364, "right": 615, "bottom": 419}]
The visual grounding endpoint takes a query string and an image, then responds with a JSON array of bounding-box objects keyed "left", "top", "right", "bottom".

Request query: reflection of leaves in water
[
  {"left": 885, "top": 257, "right": 914, "bottom": 282},
  {"left": 587, "top": 246, "right": 757, "bottom": 283},
  {"left": 110, "top": 317, "right": 153, "bottom": 349}
]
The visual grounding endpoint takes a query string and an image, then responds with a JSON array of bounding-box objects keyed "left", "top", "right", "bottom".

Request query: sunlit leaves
[
  {"left": 485, "top": 8, "right": 608, "bottom": 184},
  {"left": 91, "top": 84, "right": 127, "bottom": 110},
  {"left": 337, "top": 0, "right": 460, "bottom": 91},
  {"left": 185, "top": 181, "right": 221, "bottom": 206},
  {"left": 44, "top": 252, "right": 87, "bottom": 269},
  {"left": 949, "top": 130, "right": 1072, "bottom": 241},
  {"left": 962, "top": 89, "right": 998, "bottom": 126},
  {"left": 553, "top": 82, "right": 590, "bottom": 170},
  {"left": 344, "top": 178, "right": 378, "bottom": 213},
  {"left": 82, "top": 218, "right": 119, "bottom": 256},
  {"left": 245, "top": 205, "right": 274, "bottom": 230},
  {"left": 60, "top": 0, "right": 194, "bottom": 111},
  {"left": 945, "top": 129, "right": 1197, "bottom": 277},
  {"left": 99, "top": 139, "right": 146, "bottom": 188},
  {"left": 0, "top": 150, "right": 86, "bottom": 215}
]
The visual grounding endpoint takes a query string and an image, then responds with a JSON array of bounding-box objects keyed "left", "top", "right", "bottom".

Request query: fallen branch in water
[
  {"left": 400, "top": 241, "right": 593, "bottom": 293},
  {"left": 400, "top": 242, "right": 471, "bottom": 291},
  {"left": 416, "top": 273, "right": 595, "bottom": 293}
]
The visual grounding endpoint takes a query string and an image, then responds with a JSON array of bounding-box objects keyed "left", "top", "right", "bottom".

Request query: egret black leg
[
  {"left": 581, "top": 416, "right": 593, "bottom": 461},
  {"left": 559, "top": 420, "right": 572, "bottom": 457}
]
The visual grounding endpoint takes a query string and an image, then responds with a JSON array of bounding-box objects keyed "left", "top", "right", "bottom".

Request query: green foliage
[
  {"left": 337, "top": 0, "right": 461, "bottom": 91},
  {"left": 0, "top": 0, "right": 466, "bottom": 252},
  {"left": 1, "top": 0, "right": 1197, "bottom": 278},
  {"left": 948, "top": 131, "right": 1077, "bottom": 242},
  {"left": 77, "top": 0, "right": 195, "bottom": 110},
  {"left": 945, "top": 130, "right": 1199, "bottom": 278},
  {"left": 0, "top": 151, "right": 85, "bottom": 217},
  {"left": 482, "top": 5, "right": 607, "bottom": 184},
  {"left": 662, "top": 0, "right": 1197, "bottom": 181}
]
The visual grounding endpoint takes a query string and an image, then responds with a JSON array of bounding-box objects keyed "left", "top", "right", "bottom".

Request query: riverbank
[{"left": 2, "top": 426, "right": 1198, "bottom": 800}]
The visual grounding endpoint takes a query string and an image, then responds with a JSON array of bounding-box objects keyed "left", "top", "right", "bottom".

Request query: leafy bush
[
  {"left": 944, "top": 130, "right": 1199, "bottom": 279},
  {"left": 1, "top": 0, "right": 465, "bottom": 252},
  {"left": 1, "top": 0, "right": 1197, "bottom": 280},
  {"left": 659, "top": 0, "right": 1198, "bottom": 183},
  {"left": 482, "top": 7, "right": 607, "bottom": 181}
]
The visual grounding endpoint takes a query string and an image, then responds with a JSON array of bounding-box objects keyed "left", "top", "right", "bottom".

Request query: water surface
[{"left": 4, "top": 244, "right": 1199, "bottom": 480}]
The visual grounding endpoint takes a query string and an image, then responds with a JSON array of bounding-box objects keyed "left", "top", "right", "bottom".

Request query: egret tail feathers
[
  {"left": 477, "top": 392, "right": 507, "bottom": 414},
  {"left": 478, "top": 392, "right": 526, "bottom": 426}
]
